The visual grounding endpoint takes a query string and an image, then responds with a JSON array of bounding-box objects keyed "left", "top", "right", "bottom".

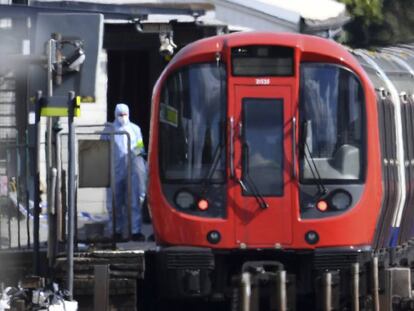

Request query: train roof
[
  {"left": 171, "top": 31, "right": 359, "bottom": 66},
  {"left": 351, "top": 46, "right": 414, "bottom": 97},
  {"left": 166, "top": 31, "right": 414, "bottom": 97},
  {"left": 167, "top": 31, "right": 365, "bottom": 81}
]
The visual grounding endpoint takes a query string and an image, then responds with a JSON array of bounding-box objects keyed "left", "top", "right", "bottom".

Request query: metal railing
[
  {"left": 0, "top": 132, "right": 34, "bottom": 251},
  {"left": 57, "top": 125, "right": 134, "bottom": 249}
]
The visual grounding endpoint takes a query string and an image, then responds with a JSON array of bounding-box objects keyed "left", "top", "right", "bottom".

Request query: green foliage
[
  {"left": 338, "top": 0, "right": 414, "bottom": 47},
  {"left": 339, "top": 0, "right": 383, "bottom": 24}
]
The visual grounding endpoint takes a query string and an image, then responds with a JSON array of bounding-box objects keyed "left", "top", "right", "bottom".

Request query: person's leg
[
  {"left": 131, "top": 159, "right": 145, "bottom": 241},
  {"left": 114, "top": 178, "right": 126, "bottom": 236}
]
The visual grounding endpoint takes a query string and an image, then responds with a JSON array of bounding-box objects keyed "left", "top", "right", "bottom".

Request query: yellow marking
[{"left": 41, "top": 107, "right": 81, "bottom": 117}]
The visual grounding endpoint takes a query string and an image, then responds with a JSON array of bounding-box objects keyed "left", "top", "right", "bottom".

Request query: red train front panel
[{"left": 148, "top": 32, "right": 382, "bottom": 250}]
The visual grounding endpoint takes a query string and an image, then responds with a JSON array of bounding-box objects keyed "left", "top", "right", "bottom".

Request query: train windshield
[
  {"left": 299, "top": 63, "right": 365, "bottom": 182},
  {"left": 159, "top": 63, "right": 226, "bottom": 182}
]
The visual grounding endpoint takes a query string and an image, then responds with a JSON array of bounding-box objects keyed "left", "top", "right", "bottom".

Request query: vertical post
[
  {"left": 66, "top": 91, "right": 76, "bottom": 299},
  {"left": 351, "top": 263, "right": 360, "bottom": 311},
  {"left": 276, "top": 270, "right": 287, "bottom": 311},
  {"left": 241, "top": 272, "right": 251, "bottom": 311},
  {"left": 56, "top": 132, "right": 63, "bottom": 241},
  {"left": 323, "top": 272, "right": 332, "bottom": 311},
  {"left": 127, "top": 135, "right": 132, "bottom": 239},
  {"left": 16, "top": 137, "right": 21, "bottom": 249},
  {"left": 48, "top": 168, "right": 57, "bottom": 268},
  {"left": 94, "top": 265, "right": 110, "bottom": 311},
  {"left": 33, "top": 90, "right": 42, "bottom": 274},
  {"left": 6, "top": 147, "right": 11, "bottom": 249},
  {"left": 74, "top": 178, "right": 78, "bottom": 250},
  {"left": 25, "top": 130, "right": 31, "bottom": 248},
  {"left": 46, "top": 38, "right": 54, "bottom": 232},
  {"left": 51, "top": 33, "right": 62, "bottom": 255},
  {"left": 110, "top": 133, "right": 116, "bottom": 248},
  {"left": 0, "top": 187, "right": 2, "bottom": 249},
  {"left": 372, "top": 257, "right": 380, "bottom": 311},
  {"left": 46, "top": 37, "right": 55, "bottom": 265}
]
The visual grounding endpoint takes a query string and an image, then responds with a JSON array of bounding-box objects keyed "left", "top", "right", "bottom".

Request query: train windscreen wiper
[
  {"left": 240, "top": 144, "right": 269, "bottom": 209},
  {"left": 302, "top": 121, "right": 327, "bottom": 197},
  {"left": 201, "top": 140, "right": 224, "bottom": 195}
]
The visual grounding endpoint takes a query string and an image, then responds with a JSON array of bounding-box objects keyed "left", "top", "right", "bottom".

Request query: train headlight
[
  {"left": 316, "top": 200, "right": 328, "bottom": 212},
  {"left": 197, "top": 199, "right": 209, "bottom": 211},
  {"left": 329, "top": 190, "right": 352, "bottom": 211},
  {"left": 174, "top": 190, "right": 195, "bottom": 210}
]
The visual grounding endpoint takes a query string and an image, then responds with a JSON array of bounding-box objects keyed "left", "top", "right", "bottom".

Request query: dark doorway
[
  {"left": 104, "top": 22, "right": 221, "bottom": 149},
  {"left": 107, "top": 49, "right": 158, "bottom": 149}
]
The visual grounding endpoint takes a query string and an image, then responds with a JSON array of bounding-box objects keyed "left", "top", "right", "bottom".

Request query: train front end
[{"left": 147, "top": 32, "right": 382, "bottom": 304}]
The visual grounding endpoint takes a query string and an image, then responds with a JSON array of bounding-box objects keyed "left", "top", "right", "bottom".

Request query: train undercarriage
[{"left": 144, "top": 243, "right": 414, "bottom": 310}]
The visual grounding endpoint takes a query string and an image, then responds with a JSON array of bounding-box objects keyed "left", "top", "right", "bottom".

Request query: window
[
  {"left": 159, "top": 63, "right": 226, "bottom": 182},
  {"left": 242, "top": 99, "right": 284, "bottom": 196},
  {"left": 232, "top": 45, "right": 294, "bottom": 76},
  {"left": 299, "top": 63, "right": 365, "bottom": 182}
]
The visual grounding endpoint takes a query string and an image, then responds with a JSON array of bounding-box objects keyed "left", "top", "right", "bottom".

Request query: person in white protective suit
[{"left": 105, "top": 103, "right": 147, "bottom": 241}]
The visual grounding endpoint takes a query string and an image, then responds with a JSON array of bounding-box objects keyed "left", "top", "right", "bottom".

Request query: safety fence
[
  {"left": 58, "top": 125, "right": 135, "bottom": 248},
  {"left": 0, "top": 124, "right": 137, "bottom": 252},
  {"left": 0, "top": 132, "right": 34, "bottom": 250}
]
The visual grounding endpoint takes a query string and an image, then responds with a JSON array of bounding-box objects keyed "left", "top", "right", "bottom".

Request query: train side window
[{"left": 299, "top": 63, "right": 365, "bottom": 183}]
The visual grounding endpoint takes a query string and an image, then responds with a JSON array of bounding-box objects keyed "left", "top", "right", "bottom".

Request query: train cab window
[
  {"left": 242, "top": 99, "right": 284, "bottom": 196},
  {"left": 299, "top": 63, "right": 365, "bottom": 182},
  {"left": 159, "top": 63, "right": 227, "bottom": 182}
]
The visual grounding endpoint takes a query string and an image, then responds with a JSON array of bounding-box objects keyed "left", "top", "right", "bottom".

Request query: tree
[{"left": 339, "top": 0, "right": 414, "bottom": 47}]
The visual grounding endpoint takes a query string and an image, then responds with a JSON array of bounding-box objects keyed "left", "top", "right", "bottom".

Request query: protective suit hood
[{"left": 114, "top": 103, "right": 130, "bottom": 126}]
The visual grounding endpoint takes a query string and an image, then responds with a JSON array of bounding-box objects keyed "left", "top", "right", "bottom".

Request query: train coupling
[{"left": 231, "top": 261, "right": 296, "bottom": 311}]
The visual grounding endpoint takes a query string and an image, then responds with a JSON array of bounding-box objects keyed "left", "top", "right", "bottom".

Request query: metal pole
[
  {"left": 94, "top": 265, "right": 110, "bottom": 311},
  {"left": 66, "top": 91, "right": 76, "bottom": 299},
  {"left": 0, "top": 188, "right": 2, "bottom": 249},
  {"left": 48, "top": 168, "right": 57, "bottom": 268},
  {"left": 6, "top": 147, "right": 11, "bottom": 249},
  {"left": 323, "top": 272, "right": 332, "bottom": 311},
  {"left": 110, "top": 133, "right": 116, "bottom": 248},
  {"left": 16, "top": 138, "right": 21, "bottom": 249},
  {"left": 351, "top": 263, "right": 360, "bottom": 311},
  {"left": 127, "top": 136, "right": 132, "bottom": 240},
  {"left": 33, "top": 90, "right": 42, "bottom": 274},
  {"left": 25, "top": 130, "right": 31, "bottom": 248},
  {"left": 241, "top": 272, "right": 251, "bottom": 311},
  {"left": 74, "top": 177, "right": 78, "bottom": 250},
  {"left": 25, "top": 188, "right": 31, "bottom": 248},
  {"left": 46, "top": 37, "right": 54, "bottom": 261},
  {"left": 46, "top": 38, "right": 54, "bottom": 229},
  {"left": 52, "top": 33, "right": 62, "bottom": 251},
  {"left": 277, "top": 270, "right": 287, "bottom": 311},
  {"left": 56, "top": 132, "right": 63, "bottom": 242},
  {"left": 372, "top": 257, "right": 380, "bottom": 311}
]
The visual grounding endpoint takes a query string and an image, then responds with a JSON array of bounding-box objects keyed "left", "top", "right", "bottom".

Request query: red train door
[{"left": 232, "top": 85, "right": 293, "bottom": 247}]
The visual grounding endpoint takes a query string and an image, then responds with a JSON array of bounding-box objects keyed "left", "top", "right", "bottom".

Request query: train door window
[
  {"left": 159, "top": 63, "right": 227, "bottom": 182},
  {"left": 299, "top": 63, "right": 365, "bottom": 182},
  {"left": 242, "top": 99, "right": 284, "bottom": 196}
]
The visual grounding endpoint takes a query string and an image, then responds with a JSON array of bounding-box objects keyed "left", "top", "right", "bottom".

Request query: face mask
[{"left": 117, "top": 115, "right": 128, "bottom": 126}]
